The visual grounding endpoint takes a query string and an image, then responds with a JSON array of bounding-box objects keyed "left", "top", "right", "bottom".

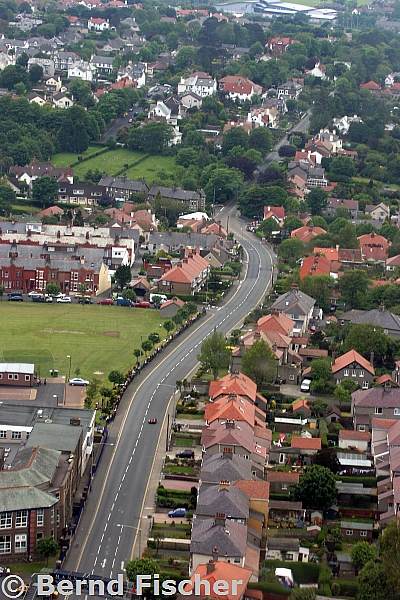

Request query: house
[
  {"left": 331, "top": 114, "right": 362, "bottom": 134},
  {"left": 268, "top": 500, "right": 305, "bottom": 525},
  {"left": 291, "top": 225, "right": 326, "bottom": 243},
  {"left": 200, "top": 448, "right": 252, "bottom": 488},
  {"left": 42, "top": 75, "right": 62, "bottom": 93},
  {"left": 28, "top": 57, "right": 55, "bottom": 77},
  {"left": 386, "top": 254, "right": 400, "bottom": 272},
  {"left": 306, "top": 167, "right": 329, "bottom": 188},
  {"left": 218, "top": 76, "right": 262, "bottom": 101},
  {"left": 91, "top": 56, "right": 114, "bottom": 74},
  {"left": 0, "top": 363, "right": 34, "bottom": 387},
  {"left": 364, "top": 202, "right": 390, "bottom": 222},
  {"left": 352, "top": 387, "right": 400, "bottom": 426},
  {"left": 196, "top": 481, "right": 249, "bottom": 524},
  {"left": 52, "top": 92, "right": 73, "bottom": 109},
  {"left": 325, "top": 197, "right": 359, "bottom": 219},
  {"left": 247, "top": 106, "right": 280, "bottom": 129},
  {"left": 148, "top": 186, "right": 205, "bottom": 212},
  {"left": 292, "top": 399, "right": 311, "bottom": 418},
  {"left": 68, "top": 60, "right": 96, "bottom": 82},
  {"left": 157, "top": 250, "right": 209, "bottom": 296},
  {"left": 88, "top": 17, "right": 110, "bottom": 31},
  {"left": 117, "top": 63, "right": 145, "bottom": 87},
  {"left": 341, "top": 521, "right": 373, "bottom": 540},
  {"left": 180, "top": 92, "right": 203, "bottom": 110},
  {"left": 265, "top": 538, "right": 309, "bottom": 562},
  {"left": 159, "top": 296, "right": 184, "bottom": 318},
  {"left": 271, "top": 285, "right": 316, "bottom": 335},
  {"left": 258, "top": 311, "right": 295, "bottom": 337},
  {"left": 266, "top": 36, "right": 296, "bottom": 54},
  {"left": 265, "top": 470, "right": 299, "bottom": 494},
  {"left": 325, "top": 406, "right": 342, "bottom": 425},
  {"left": 58, "top": 182, "right": 106, "bottom": 206},
  {"left": 290, "top": 437, "right": 321, "bottom": 454},
  {"left": 233, "top": 480, "right": 270, "bottom": 535},
  {"left": 333, "top": 349, "right": 375, "bottom": 389},
  {"left": 98, "top": 175, "right": 149, "bottom": 201},
  {"left": 300, "top": 254, "right": 332, "bottom": 279},
  {"left": 339, "top": 429, "right": 371, "bottom": 451},
  {"left": 345, "top": 306, "right": 400, "bottom": 339},
  {"left": 177, "top": 72, "right": 217, "bottom": 97},
  {"left": 183, "top": 561, "right": 253, "bottom": 600},
  {"left": 358, "top": 232, "right": 389, "bottom": 263},
  {"left": 26, "top": 92, "right": 46, "bottom": 107},
  {"left": 277, "top": 80, "right": 302, "bottom": 99},
  {"left": 53, "top": 52, "right": 76, "bottom": 71},
  {"left": 11, "top": 158, "right": 73, "bottom": 188},
  {"left": 360, "top": 81, "right": 382, "bottom": 97},
  {"left": 263, "top": 205, "right": 285, "bottom": 225}
]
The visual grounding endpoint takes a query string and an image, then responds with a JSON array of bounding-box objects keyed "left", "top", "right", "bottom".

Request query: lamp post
[
  {"left": 159, "top": 384, "right": 179, "bottom": 451},
  {"left": 53, "top": 394, "right": 58, "bottom": 406},
  {"left": 117, "top": 523, "right": 142, "bottom": 559},
  {"left": 65, "top": 355, "right": 72, "bottom": 406}
]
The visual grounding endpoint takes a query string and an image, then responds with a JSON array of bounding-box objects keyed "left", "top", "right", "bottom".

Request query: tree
[
  {"left": 29, "top": 64, "right": 43, "bottom": 85},
  {"left": 293, "top": 465, "right": 337, "bottom": 509},
  {"left": 330, "top": 155, "right": 356, "bottom": 178},
  {"left": 307, "top": 399, "right": 329, "bottom": 418},
  {"left": 174, "top": 46, "right": 197, "bottom": 69},
  {"left": 249, "top": 127, "right": 272, "bottom": 155},
  {"left": 197, "top": 331, "right": 231, "bottom": 379},
  {"left": 278, "top": 145, "right": 297, "bottom": 157},
  {"left": 125, "top": 558, "right": 159, "bottom": 596},
  {"left": 142, "top": 340, "right": 153, "bottom": 355},
  {"left": 31, "top": 176, "right": 59, "bottom": 207},
  {"left": 342, "top": 323, "right": 387, "bottom": 364},
  {"left": 45, "top": 283, "right": 61, "bottom": 296},
  {"left": 0, "top": 285, "right": 5, "bottom": 300},
  {"left": 338, "top": 222, "right": 359, "bottom": 249},
  {"left": 379, "top": 519, "right": 400, "bottom": 597},
  {"left": 203, "top": 167, "right": 243, "bottom": 204},
  {"left": 356, "top": 561, "right": 392, "bottom": 600},
  {"left": 221, "top": 127, "right": 249, "bottom": 156},
  {"left": 108, "top": 370, "right": 125, "bottom": 386},
  {"left": 163, "top": 320, "right": 175, "bottom": 336},
  {"left": 242, "top": 339, "right": 276, "bottom": 388},
  {"left": 306, "top": 188, "right": 328, "bottom": 216},
  {"left": 258, "top": 217, "right": 279, "bottom": 240},
  {"left": 350, "top": 541, "right": 377, "bottom": 573},
  {"left": 128, "top": 122, "right": 172, "bottom": 154},
  {"left": 312, "top": 448, "right": 340, "bottom": 473},
  {"left": 339, "top": 270, "right": 370, "bottom": 308},
  {"left": 311, "top": 356, "right": 332, "bottom": 383},
  {"left": 0, "top": 180, "right": 15, "bottom": 215},
  {"left": 122, "top": 289, "right": 136, "bottom": 303},
  {"left": 148, "top": 333, "right": 160, "bottom": 345},
  {"left": 35, "top": 537, "right": 59, "bottom": 565},
  {"left": 300, "top": 275, "right": 335, "bottom": 313},
  {"left": 284, "top": 215, "right": 303, "bottom": 234},
  {"left": 114, "top": 265, "right": 131, "bottom": 290},
  {"left": 277, "top": 238, "right": 306, "bottom": 265},
  {"left": 225, "top": 155, "right": 257, "bottom": 180}
]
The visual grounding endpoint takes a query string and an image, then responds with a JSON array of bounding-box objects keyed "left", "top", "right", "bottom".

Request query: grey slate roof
[
  {"left": 0, "top": 446, "right": 60, "bottom": 487},
  {"left": 340, "top": 309, "right": 365, "bottom": 322},
  {"left": 200, "top": 453, "right": 252, "bottom": 484},
  {"left": 196, "top": 485, "right": 249, "bottom": 520},
  {"left": 352, "top": 308, "right": 400, "bottom": 333},
  {"left": 190, "top": 518, "right": 247, "bottom": 557},
  {"left": 25, "top": 422, "right": 83, "bottom": 453},
  {"left": 267, "top": 538, "right": 299, "bottom": 551},
  {"left": 98, "top": 176, "right": 148, "bottom": 193},
  {"left": 0, "top": 486, "right": 58, "bottom": 511},
  {"left": 148, "top": 231, "right": 217, "bottom": 250},
  {"left": 148, "top": 186, "right": 205, "bottom": 202},
  {"left": 272, "top": 289, "right": 315, "bottom": 315},
  {"left": 353, "top": 387, "right": 400, "bottom": 408}
]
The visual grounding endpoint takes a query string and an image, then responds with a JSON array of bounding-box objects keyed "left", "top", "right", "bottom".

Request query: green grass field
[
  {"left": 51, "top": 146, "right": 101, "bottom": 168},
  {"left": 126, "top": 155, "right": 178, "bottom": 181},
  {"left": 0, "top": 303, "right": 166, "bottom": 383}
]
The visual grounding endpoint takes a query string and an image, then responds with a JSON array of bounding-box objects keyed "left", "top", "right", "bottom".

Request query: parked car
[
  {"left": 32, "top": 295, "right": 45, "bottom": 302},
  {"left": 168, "top": 508, "right": 187, "bottom": 518},
  {"left": 300, "top": 379, "right": 311, "bottom": 393},
  {"left": 28, "top": 291, "right": 41, "bottom": 297},
  {"left": 98, "top": 298, "right": 114, "bottom": 305},
  {"left": 116, "top": 298, "right": 134, "bottom": 307},
  {"left": 78, "top": 297, "right": 93, "bottom": 304},
  {"left": 69, "top": 378, "right": 90, "bottom": 386},
  {"left": 135, "top": 301, "right": 151, "bottom": 308},
  {"left": 8, "top": 291, "right": 23, "bottom": 298},
  {"left": 57, "top": 297, "right": 71, "bottom": 303},
  {"left": 176, "top": 450, "right": 194, "bottom": 459},
  {"left": 8, "top": 295, "right": 23, "bottom": 301}
]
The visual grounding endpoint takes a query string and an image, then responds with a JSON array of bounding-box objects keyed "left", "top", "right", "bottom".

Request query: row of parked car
[
  {"left": 6, "top": 291, "right": 155, "bottom": 307},
  {"left": 98, "top": 298, "right": 151, "bottom": 308}
]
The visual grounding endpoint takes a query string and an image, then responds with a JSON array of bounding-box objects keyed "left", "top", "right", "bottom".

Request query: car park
[
  {"left": 98, "top": 298, "right": 114, "bottom": 305},
  {"left": 168, "top": 508, "right": 187, "bottom": 518},
  {"left": 69, "top": 378, "right": 90, "bottom": 386},
  {"left": 57, "top": 297, "right": 71, "bottom": 303},
  {"left": 176, "top": 450, "right": 194, "bottom": 459}
]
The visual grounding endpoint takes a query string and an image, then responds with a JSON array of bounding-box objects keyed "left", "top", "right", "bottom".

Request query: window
[
  {"left": 50, "top": 507, "right": 54, "bottom": 523},
  {"left": 0, "top": 535, "right": 11, "bottom": 553},
  {"left": 282, "top": 483, "right": 288, "bottom": 490},
  {"left": 279, "top": 453, "right": 285, "bottom": 464},
  {"left": 15, "top": 534, "right": 27, "bottom": 553},
  {"left": 286, "top": 554, "right": 293, "bottom": 560},
  {"left": 25, "top": 375, "right": 30, "bottom": 381},
  {"left": 0, "top": 431, "right": 6, "bottom": 438},
  {"left": 346, "top": 529, "right": 353, "bottom": 536},
  {"left": 15, "top": 510, "right": 27, "bottom": 528},
  {"left": 37, "top": 508, "right": 44, "bottom": 527},
  {"left": 360, "top": 370, "right": 364, "bottom": 377},
  {"left": 359, "top": 425, "right": 366, "bottom": 431},
  {"left": 0, "top": 513, "right": 12, "bottom": 529},
  {"left": 56, "top": 509, "right": 60, "bottom": 526},
  {"left": 363, "top": 381, "right": 369, "bottom": 389},
  {"left": 8, "top": 374, "right": 12, "bottom": 380},
  {"left": 375, "top": 407, "right": 383, "bottom": 414},
  {"left": 14, "top": 374, "right": 18, "bottom": 380},
  {"left": 36, "top": 533, "right": 43, "bottom": 542},
  {"left": 12, "top": 431, "right": 21, "bottom": 439},
  {"left": 289, "top": 375, "right": 294, "bottom": 381},
  {"left": 344, "top": 369, "right": 349, "bottom": 377},
  {"left": 360, "top": 531, "right": 367, "bottom": 537},
  {"left": 55, "top": 492, "right": 60, "bottom": 500},
  {"left": 352, "top": 370, "right": 357, "bottom": 377},
  {"left": 16, "top": 271, "right": 20, "bottom": 277}
]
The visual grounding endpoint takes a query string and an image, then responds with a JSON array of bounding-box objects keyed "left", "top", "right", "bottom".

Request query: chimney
[
  {"left": 219, "top": 480, "right": 230, "bottom": 491},
  {"left": 80, "top": 255, "right": 85, "bottom": 265},
  {"left": 86, "top": 231, "right": 89, "bottom": 240},
  {"left": 370, "top": 350, "right": 374, "bottom": 367},
  {"left": 214, "top": 514, "right": 226, "bottom": 527},
  {"left": 223, "top": 447, "right": 233, "bottom": 459},
  {"left": 206, "top": 559, "right": 215, "bottom": 574},
  {"left": 225, "top": 419, "right": 235, "bottom": 429},
  {"left": 291, "top": 283, "right": 299, "bottom": 292},
  {"left": 271, "top": 307, "right": 279, "bottom": 315},
  {"left": 379, "top": 303, "right": 384, "bottom": 312},
  {"left": 272, "top": 342, "right": 277, "bottom": 353},
  {"left": 212, "top": 546, "right": 219, "bottom": 562},
  {"left": 57, "top": 230, "right": 61, "bottom": 239}
]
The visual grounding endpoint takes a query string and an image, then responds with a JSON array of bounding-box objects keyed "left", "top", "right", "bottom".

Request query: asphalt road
[
  {"left": 101, "top": 106, "right": 140, "bottom": 142},
  {"left": 62, "top": 204, "right": 276, "bottom": 583}
]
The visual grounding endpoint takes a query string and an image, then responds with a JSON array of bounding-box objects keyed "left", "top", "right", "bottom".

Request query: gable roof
[
  {"left": 209, "top": 372, "right": 257, "bottom": 402},
  {"left": 291, "top": 437, "right": 322, "bottom": 450},
  {"left": 205, "top": 395, "right": 255, "bottom": 427},
  {"left": 292, "top": 399, "right": 310, "bottom": 412},
  {"left": 300, "top": 254, "right": 331, "bottom": 278},
  {"left": 200, "top": 452, "right": 252, "bottom": 484},
  {"left": 353, "top": 388, "right": 400, "bottom": 408},
  {"left": 332, "top": 350, "right": 375, "bottom": 375},
  {"left": 339, "top": 429, "right": 371, "bottom": 441},
  {"left": 184, "top": 562, "right": 252, "bottom": 600},
  {"left": 190, "top": 518, "right": 247, "bottom": 557},
  {"left": 233, "top": 479, "right": 270, "bottom": 500},
  {"left": 196, "top": 484, "right": 250, "bottom": 520},
  {"left": 272, "top": 288, "right": 315, "bottom": 316},
  {"left": 257, "top": 312, "right": 294, "bottom": 335},
  {"left": 266, "top": 470, "right": 300, "bottom": 483}
]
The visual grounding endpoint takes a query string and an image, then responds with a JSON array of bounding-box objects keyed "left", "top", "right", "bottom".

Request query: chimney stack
[
  {"left": 214, "top": 514, "right": 226, "bottom": 527},
  {"left": 212, "top": 547, "right": 219, "bottom": 562},
  {"left": 225, "top": 419, "right": 235, "bottom": 429},
  {"left": 370, "top": 349, "right": 374, "bottom": 368},
  {"left": 223, "top": 447, "right": 233, "bottom": 459},
  {"left": 206, "top": 559, "right": 215, "bottom": 574},
  {"left": 219, "top": 480, "right": 230, "bottom": 492}
]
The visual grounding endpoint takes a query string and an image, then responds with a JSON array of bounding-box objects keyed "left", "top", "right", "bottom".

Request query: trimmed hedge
[
  {"left": 335, "top": 579, "right": 358, "bottom": 597},
  {"left": 261, "top": 560, "right": 320, "bottom": 584},
  {"left": 112, "top": 153, "right": 150, "bottom": 177},
  {"left": 69, "top": 146, "right": 110, "bottom": 168},
  {"left": 337, "top": 475, "right": 377, "bottom": 488},
  {"left": 247, "top": 581, "right": 290, "bottom": 597}
]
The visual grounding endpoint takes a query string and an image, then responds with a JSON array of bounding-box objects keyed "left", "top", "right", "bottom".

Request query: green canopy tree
[
  {"left": 45, "top": 283, "right": 61, "bottom": 296},
  {"left": 35, "top": 536, "right": 59, "bottom": 565},
  {"left": 197, "top": 331, "right": 231, "bottom": 379},
  {"left": 108, "top": 370, "right": 125, "bottom": 386},
  {"left": 293, "top": 465, "right": 337, "bottom": 509},
  {"left": 350, "top": 541, "right": 377, "bottom": 573},
  {"left": 312, "top": 448, "right": 340, "bottom": 473},
  {"left": 356, "top": 561, "right": 392, "bottom": 600},
  {"left": 379, "top": 519, "right": 400, "bottom": 597},
  {"left": 32, "top": 176, "right": 59, "bottom": 207},
  {"left": 242, "top": 339, "right": 276, "bottom": 389},
  {"left": 306, "top": 188, "right": 328, "bottom": 216},
  {"left": 342, "top": 323, "right": 387, "bottom": 364},
  {"left": 339, "top": 269, "right": 370, "bottom": 309},
  {"left": 114, "top": 265, "right": 131, "bottom": 290}
]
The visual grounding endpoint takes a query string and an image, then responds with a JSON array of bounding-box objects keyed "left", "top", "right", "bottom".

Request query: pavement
[
  {"left": 280, "top": 384, "right": 316, "bottom": 400},
  {"left": 0, "top": 378, "right": 84, "bottom": 408}
]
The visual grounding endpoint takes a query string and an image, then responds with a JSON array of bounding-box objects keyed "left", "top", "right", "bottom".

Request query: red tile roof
[
  {"left": 332, "top": 349, "right": 375, "bottom": 375},
  {"left": 257, "top": 313, "right": 294, "bottom": 336},
  {"left": 339, "top": 429, "right": 371, "bottom": 441},
  {"left": 291, "top": 437, "right": 322, "bottom": 450},
  {"left": 291, "top": 225, "right": 326, "bottom": 243},
  {"left": 266, "top": 470, "right": 300, "bottom": 483},
  {"left": 292, "top": 399, "right": 310, "bottom": 412},
  {"left": 234, "top": 479, "right": 270, "bottom": 499},
  {"left": 300, "top": 254, "right": 331, "bottom": 278},
  {"left": 184, "top": 562, "right": 252, "bottom": 600}
]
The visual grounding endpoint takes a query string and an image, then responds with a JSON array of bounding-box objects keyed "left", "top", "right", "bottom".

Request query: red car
[
  {"left": 135, "top": 301, "right": 151, "bottom": 308},
  {"left": 98, "top": 298, "right": 114, "bottom": 305},
  {"left": 148, "top": 418, "right": 157, "bottom": 424}
]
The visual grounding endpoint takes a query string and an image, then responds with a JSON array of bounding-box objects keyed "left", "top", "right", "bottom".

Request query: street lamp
[
  {"left": 53, "top": 394, "right": 58, "bottom": 406},
  {"left": 117, "top": 523, "right": 142, "bottom": 559},
  {"left": 159, "top": 384, "right": 179, "bottom": 451},
  {"left": 67, "top": 355, "right": 72, "bottom": 382}
]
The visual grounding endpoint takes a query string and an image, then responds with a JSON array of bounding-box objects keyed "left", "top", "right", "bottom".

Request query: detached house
[
  {"left": 271, "top": 285, "right": 316, "bottom": 334},
  {"left": 358, "top": 232, "right": 389, "bottom": 263},
  {"left": 87, "top": 17, "right": 110, "bottom": 31},
  {"left": 277, "top": 80, "right": 302, "bottom": 99},
  {"left": 333, "top": 350, "right": 374, "bottom": 389},
  {"left": 177, "top": 71, "right": 216, "bottom": 97},
  {"left": 218, "top": 76, "right": 262, "bottom": 101},
  {"left": 365, "top": 202, "right": 390, "bottom": 222}
]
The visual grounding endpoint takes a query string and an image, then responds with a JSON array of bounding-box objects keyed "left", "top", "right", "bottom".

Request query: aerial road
[{"left": 62, "top": 204, "right": 276, "bottom": 583}]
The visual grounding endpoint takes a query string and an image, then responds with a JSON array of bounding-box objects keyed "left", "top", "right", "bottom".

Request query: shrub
[{"left": 331, "top": 582, "right": 341, "bottom": 596}]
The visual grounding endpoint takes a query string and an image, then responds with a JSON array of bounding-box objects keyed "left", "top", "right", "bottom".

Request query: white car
[
  {"left": 56, "top": 296, "right": 71, "bottom": 303},
  {"left": 28, "top": 291, "right": 41, "bottom": 297},
  {"left": 69, "top": 378, "right": 90, "bottom": 386}
]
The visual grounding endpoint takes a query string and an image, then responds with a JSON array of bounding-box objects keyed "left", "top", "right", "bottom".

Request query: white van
[
  {"left": 300, "top": 379, "right": 311, "bottom": 393},
  {"left": 149, "top": 293, "right": 167, "bottom": 304}
]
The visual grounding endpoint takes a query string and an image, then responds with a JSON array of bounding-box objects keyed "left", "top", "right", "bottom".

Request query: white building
[
  {"left": 87, "top": 17, "right": 110, "bottom": 31},
  {"left": 177, "top": 71, "right": 217, "bottom": 97},
  {"left": 68, "top": 60, "right": 97, "bottom": 82}
]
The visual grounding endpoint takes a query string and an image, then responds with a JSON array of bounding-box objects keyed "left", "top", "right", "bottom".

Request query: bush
[
  {"left": 247, "top": 582, "right": 290, "bottom": 596},
  {"left": 261, "top": 560, "right": 320, "bottom": 584},
  {"left": 335, "top": 579, "right": 358, "bottom": 596},
  {"left": 331, "top": 582, "right": 341, "bottom": 597}
]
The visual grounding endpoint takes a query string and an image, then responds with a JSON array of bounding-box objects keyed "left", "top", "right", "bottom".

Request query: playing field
[{"left": 0, "top": 303, "right": 166, "bottom": 383}]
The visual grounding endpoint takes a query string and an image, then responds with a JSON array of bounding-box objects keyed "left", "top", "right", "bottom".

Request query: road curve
[{"left": 63, "top": 204, "right": 276, "bottom": 579}]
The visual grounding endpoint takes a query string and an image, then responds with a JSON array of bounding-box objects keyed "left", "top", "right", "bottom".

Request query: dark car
[
  {"left": 78, "top": 297, "right": 93, "bottom": 304},
  {"left": 8, "top": 291, "right": 23, "bottom": 298},
  {"left": 176, "top": 450, "right": 194, "bottom": 459},
  {"left": 32, "top": 295, "right": 45, "bottom": 302},
  {"left": 8, "top": 295, "right": 23, "bottom": 301}
]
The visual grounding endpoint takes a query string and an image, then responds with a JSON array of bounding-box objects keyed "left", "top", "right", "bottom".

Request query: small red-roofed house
[
  {"left": 159, "top": 296, "right": 184, "bottom": 318},
  {"left": 360, "top": 81, "right": 382, "bottom": 97},
  {"left": 184, "top": 560, "right": 253, "bottom": 599},
  {"left": 292, "top": 398, "right": 311, "bottom": 418},
  {"left": 291, "top": 224, "right": 326, "bottom": 243},
  {"left": 219, "top": 76, "right": 262, "bottom": 100},
  {"left": 257, "top": 311, "right": 295, "bottom": 336},
  {"left": 300, "top": 254, "right": 332, "bottom": 279},
  {"left": 291, "top": 437, "right": 321, "bottom": 453},
  {"left": 266, "top": 470, "right": 300, "bottom": 494},
  {"left": 358, "top": 231, "right": 390, "bottom": 264},
  {"left": 263, "top": 205, "right": 285, "bottom": 225}
]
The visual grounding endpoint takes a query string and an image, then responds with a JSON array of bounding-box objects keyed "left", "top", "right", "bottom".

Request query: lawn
[
  {"left": 0, "top": 303, "right": 167, "bottom": 384},
  {"left": 126, "top": 155, "right": 178, "bottom": 181},
  {"left": 175, "top": 437, "right": 193, "bottom": 447},
  {"left": 51, "top": 146, "right": 101, "bottom": 168},
  {"left": 52, "top": 148, "right": 144, "bottom": 178}
]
